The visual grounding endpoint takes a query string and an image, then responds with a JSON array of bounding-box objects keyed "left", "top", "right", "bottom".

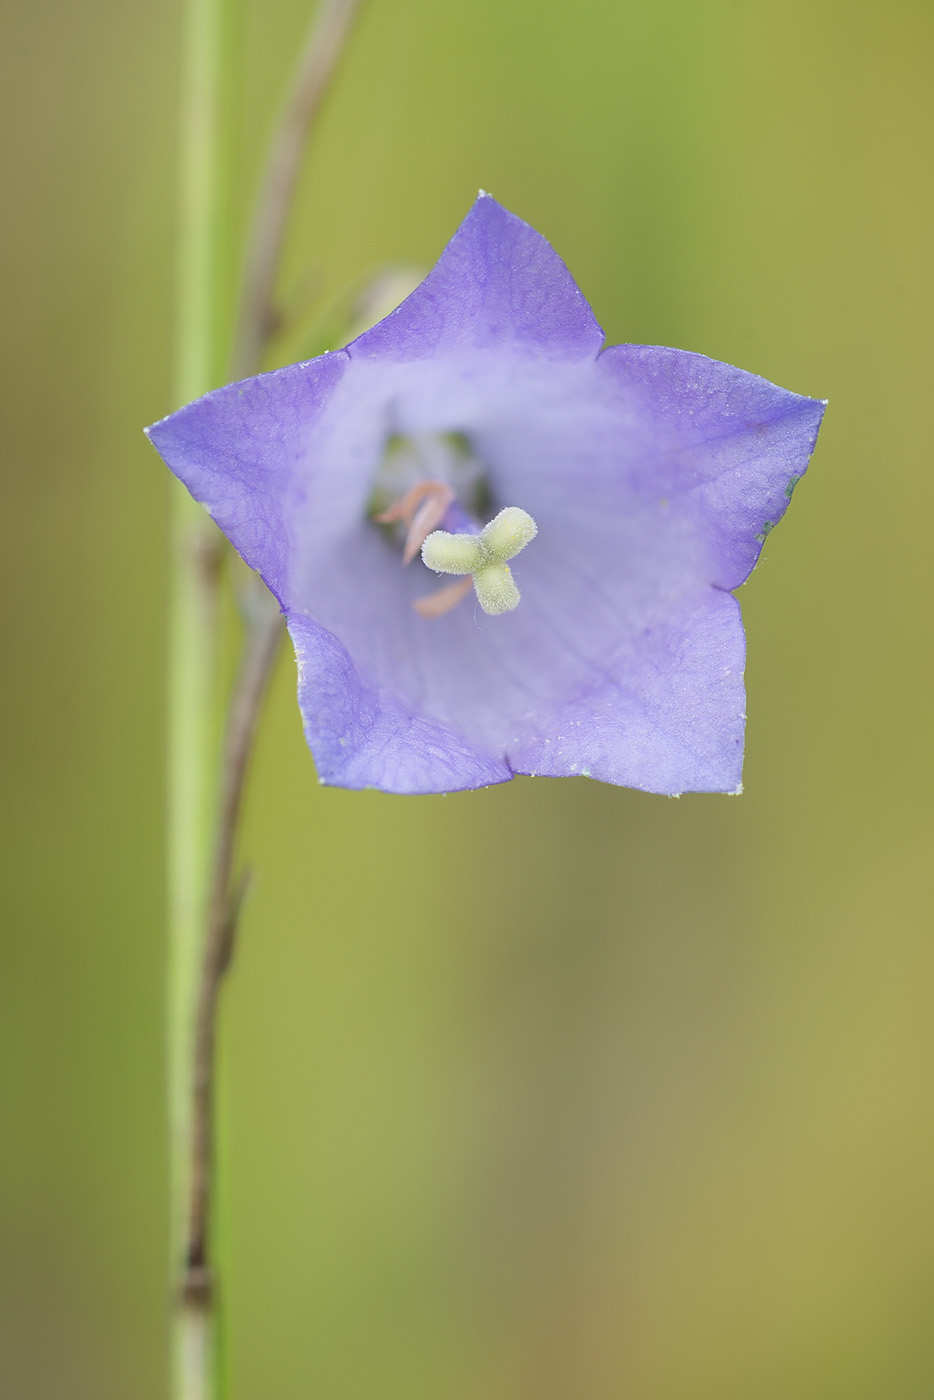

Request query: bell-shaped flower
[{"left": 146, "top": 195, "right": 825, "bottom": 795}]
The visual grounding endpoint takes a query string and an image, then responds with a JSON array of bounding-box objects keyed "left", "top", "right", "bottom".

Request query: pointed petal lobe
[
  {"left": 598, "top": 345, "right": 826, "bottom": 588},
  {"left": 287, "top": 612, "right": 513, "bottom": 794},
  {"left": 349, "top": 195, "right": 604, "bottom": 364},
  {"left": 146, "top": 353, "right": 349, "bottom": 603}
]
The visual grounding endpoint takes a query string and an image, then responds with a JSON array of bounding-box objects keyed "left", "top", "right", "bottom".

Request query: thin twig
[
  {"left": 230, "top": 0, "right": 366, "bottom": 381},
  {"left": 183, "top": 598, "right": 281, "bottom": 1303},
  {"left": 180, "top": 0, "right": 367, "bottom": 1312}
]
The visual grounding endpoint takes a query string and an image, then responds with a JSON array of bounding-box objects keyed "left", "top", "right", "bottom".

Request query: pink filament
[
  {"left": 377, "top": 480, "right": 474, "bottom": 619},
  {"left": 374, "top": 480, "right": 456, "bottom": 566},
  {"left": 412, "top": 577, "right": 473, "bottom": 619}
]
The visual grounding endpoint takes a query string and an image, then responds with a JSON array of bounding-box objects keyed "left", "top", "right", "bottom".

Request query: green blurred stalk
[
  {"left": 167, "top": 0, "right": 228, "bottom": 1391},
  {"left": 166, "top": 2, "right": 365, "bottom": 1394}
]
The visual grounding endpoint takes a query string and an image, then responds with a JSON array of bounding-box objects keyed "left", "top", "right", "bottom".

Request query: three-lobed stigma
[{"left": 421, "top": 506, "right": 538, "bottom": 615}]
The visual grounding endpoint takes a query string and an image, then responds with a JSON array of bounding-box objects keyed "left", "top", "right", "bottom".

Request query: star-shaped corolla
[{"left": 146, "top": 194, "right": 825, "bottom": 796}]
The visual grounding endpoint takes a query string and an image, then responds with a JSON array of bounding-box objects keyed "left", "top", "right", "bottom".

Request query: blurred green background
[{"left": 2, "top": 0, "right": 933, "bottom": 1396}]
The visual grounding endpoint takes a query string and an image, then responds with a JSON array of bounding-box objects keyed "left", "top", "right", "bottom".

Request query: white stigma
[{"left": 421, "top": 506, "right": 538, "bottom": 615}]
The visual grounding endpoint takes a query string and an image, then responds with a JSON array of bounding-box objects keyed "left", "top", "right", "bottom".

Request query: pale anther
[{"left": 420, "top": 506, "right": 538, "bottom": 616}]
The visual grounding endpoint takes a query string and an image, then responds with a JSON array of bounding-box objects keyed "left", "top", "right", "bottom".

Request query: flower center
[
  {"left": 421, "top": 506, "right": 538, "bottom": 615},
  {"left": 369, "top": 432, "right": 537, "bottom": 619}
]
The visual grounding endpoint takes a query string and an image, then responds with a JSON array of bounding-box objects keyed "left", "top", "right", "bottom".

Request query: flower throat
[{"left": 369, "top": 432, "right": 537, "bottom": 619}]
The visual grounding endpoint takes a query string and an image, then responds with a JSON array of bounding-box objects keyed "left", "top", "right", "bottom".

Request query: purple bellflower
[{"left": 147, "top": 195, "right": 825, "bottom": 796}]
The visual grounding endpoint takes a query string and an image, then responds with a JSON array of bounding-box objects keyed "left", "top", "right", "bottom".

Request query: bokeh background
[{"left": 3, "top": 0, "right": 933, "bottom": 1396}]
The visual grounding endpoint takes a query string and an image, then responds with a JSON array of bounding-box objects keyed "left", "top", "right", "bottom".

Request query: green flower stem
[
  {"left": 169, "top": 0, "right": 228, "bottom": 1391},
  {"left": 168, "top": 2, "right": 367, "bottom": 1397}
]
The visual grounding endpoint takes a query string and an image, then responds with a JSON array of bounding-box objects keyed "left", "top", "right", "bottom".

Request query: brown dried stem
[
  {"left": 230, "top": 0, "right": 366, "bottom": 381},
  {"left": 182, "top": 595, "right": 281, "bottom": 1305}
]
